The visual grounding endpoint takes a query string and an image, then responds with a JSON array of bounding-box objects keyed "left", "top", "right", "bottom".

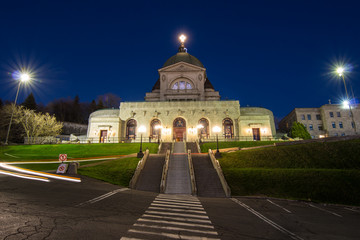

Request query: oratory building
[{"left": 87, "top": 35, "right": 276, "bottom": 143}]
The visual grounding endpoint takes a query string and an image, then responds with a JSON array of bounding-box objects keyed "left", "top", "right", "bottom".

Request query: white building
[{"left": 87, "top": 36, "right": 276, "bottom": 143}]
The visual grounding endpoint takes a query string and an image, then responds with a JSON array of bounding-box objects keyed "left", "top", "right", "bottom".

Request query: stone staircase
[
  {"left": 158, "top": 142, "right": 172, "bottom": 154},
  {"left": 135, "top": 155, "right": 165, "bottom": 192},
  {"left": 164, "top": 142, "right": 192, "bottom": 194},
  {"left": 192, "top": 154, "right": 226, "bottom": 197},
  {"left": 186, "top": 142, "right": 199, "bottom": 153}
]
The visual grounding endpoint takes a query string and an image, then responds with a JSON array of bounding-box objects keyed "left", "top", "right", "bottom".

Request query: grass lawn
[
  {"left": 0, "top": 143, "right": 158, "bottom": 162},
  {"left": 200, "top": 141, "right": 277, "bottom": 153},
  {"left": 219, "top": 139, "right": 360, "bottom": 205},
  {"left": 78, "top": 157, "right": 140, "bottom": 187}
]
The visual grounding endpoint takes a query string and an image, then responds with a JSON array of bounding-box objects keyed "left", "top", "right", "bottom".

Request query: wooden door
[{"left": 252, "top": 128, "right": 260, "bottom": 141}]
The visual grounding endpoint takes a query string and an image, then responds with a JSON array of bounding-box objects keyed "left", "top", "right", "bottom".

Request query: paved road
[{"left": 1, "top": 174, "right": 359, "bottom": 240}]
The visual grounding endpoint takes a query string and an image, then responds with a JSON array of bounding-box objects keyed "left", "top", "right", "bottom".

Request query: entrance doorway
[
  {"left": 100, "top": 130, "right": 108, "bottom": 143},
  {"left": 252, "top": 128, "right": 260, "bottom": 141},
  {"left": 173, "top": 117, "right": 186, "bottom": 141}
]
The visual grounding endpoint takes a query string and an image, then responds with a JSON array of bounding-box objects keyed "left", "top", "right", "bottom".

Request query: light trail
[
  {"left": 0, "top": 163, "right": 81, "bottom": 182},
  {"left": 0, "top": 169, "right": 50, "bottom": 182}
]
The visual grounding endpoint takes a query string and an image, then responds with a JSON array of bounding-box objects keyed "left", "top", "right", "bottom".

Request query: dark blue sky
[{"left": 1, "top": 0, "right": 359, "bottom": 118}]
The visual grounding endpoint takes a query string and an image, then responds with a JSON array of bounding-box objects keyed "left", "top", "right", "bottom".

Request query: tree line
[{"left": 0, "top": 93, "right": 121, "bottom": 143}]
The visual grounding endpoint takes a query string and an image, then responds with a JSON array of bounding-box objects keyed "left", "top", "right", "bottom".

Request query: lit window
[
  {"left": 309, "top": 124, "right": 313, "bottom": 130},
  {"left": 307, "top": 114, "right": 311, "bottom": 120},
  {"left": 301, "top": 114, "right": 305, "bottom": 120},
  {"left": 172, "top": 83, "right": 178, "bottom": 90},
  {"left": 179, "top": 81, "right": 186, "bottom": 89},
  {"left": 329, "top": 112, "right": 334, "bottom": 118},
  {"left": 339, "top": 122, "right": 343, "bottom": 128},
  {"left": 337, "top": 112, "right": 341, "bottom": 117},
  {"left": 332, "top": 122, "right": 336, "bottom": 128},
  {"left": 186, "top": 82, "right": 192, "bottom": 89},
  {"left": 316, "top": 114, "right": 321, "bottom": 120}
]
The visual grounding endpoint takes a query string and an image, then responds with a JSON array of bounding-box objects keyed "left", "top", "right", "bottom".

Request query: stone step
[{"left": 135, "top": 155, "right": 165, "bottom": 193}]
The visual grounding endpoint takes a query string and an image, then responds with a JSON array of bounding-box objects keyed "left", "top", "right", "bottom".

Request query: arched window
[
  {"left": 171, "top": 79, "right": 193, "bottom": 90},
  {"left": 223, "top": 118, "right": 234, "bottom": 139},
  {"left": 198, "top": 118, "right": 209, "bottom": 139},
  {"left": 150, "top": 119, "right": 161, "bottom": 140},
  {"left": 126, "top": 119, "right": 137, "bottom": 139}
]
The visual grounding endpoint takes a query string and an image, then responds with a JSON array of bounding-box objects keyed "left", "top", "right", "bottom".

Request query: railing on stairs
[
  {"left": 160, "top": 149, "right": 171, "bottom": 193},
  {"left": 129, "top": 149, "right": 150, "bottom": 189},
  {"left": 187, "top": 149, "right": 197, "bottom": 196},
  {"left": 157, "top": 140, "right": 162, "bottom": 154},
  {"left": 208, "top": 149, "right": 231, "bottom": 197},
  {"left": 195, "top": 139, "right": 201, "bottom": 153}
]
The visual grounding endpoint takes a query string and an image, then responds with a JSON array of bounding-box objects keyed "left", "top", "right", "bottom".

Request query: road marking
[
  {"left": 145, "top": 210, "right": 210, "bottom": 219},
  {"left": 151, "top": 202, "right": 204, "bottom": 210},
  {"left": 121, "top": 194, "right": 218, "bottom": 240},
  {"left": 137, "top": 218, "right": 215, "bottom": 229},
  {"left": 344, "top": 207, "right": 360, "bottom": 213},
  {"left": 127, "top": 229, "right": 221, "bottom": 240},
  {"left": 4, "top": 153, "right": 19, "bottom": 158},
  {"left": 307, "top": 203, "right": 342, "bottom": 217},
  {"left": 148, "top": 206, "right": 206, "bottom": 214},
  {"left": 142, "top": 213, "right": 212, "bottom": 224},
  {"left": 267, "top": 199, "right": 292, "bottom": 213},
  {"left": 77, "top": 188, "right": 129, "bottom": 206},
  {"left": 231, "top": 198, "right": 304, "bottom": 240}
]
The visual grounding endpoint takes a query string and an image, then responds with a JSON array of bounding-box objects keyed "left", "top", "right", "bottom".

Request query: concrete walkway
[{"left": 164, "top": 142, "right": 191, "bottom": 194}]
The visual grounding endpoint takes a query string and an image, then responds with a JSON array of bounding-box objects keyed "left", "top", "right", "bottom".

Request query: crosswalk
[{"left": 121, "top": 194, "right": 220, "bottom": 240}]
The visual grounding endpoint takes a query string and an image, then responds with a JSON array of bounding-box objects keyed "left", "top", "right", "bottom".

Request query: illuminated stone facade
[{"left": 87, "top": 39, "right": 276, "bottom": 143}]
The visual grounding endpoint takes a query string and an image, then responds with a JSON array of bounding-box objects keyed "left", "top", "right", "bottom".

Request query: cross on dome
[{"left": 179, "top": 34, "right": 186, "bottom": 43}]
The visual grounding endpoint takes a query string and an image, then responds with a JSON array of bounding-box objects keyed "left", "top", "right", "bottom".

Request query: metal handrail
[
  {"left": 208, "top": 149, "right": 231, "bottom": 197},
  {"left": 188, "top": 149, "right": 197, "bottom": 195},
  {"left": 160, "top": 149, "right": 171, "bottom": 193},
  {"left": 129, "top": 149, "right": 149, "bottom": 189}
]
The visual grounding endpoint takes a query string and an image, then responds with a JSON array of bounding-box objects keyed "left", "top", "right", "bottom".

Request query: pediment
[{"left": 159, "top": 62, "right": 205, "bottom": 73}]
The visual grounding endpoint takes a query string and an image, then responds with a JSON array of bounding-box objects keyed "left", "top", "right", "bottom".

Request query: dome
[{"left": 163, "top": 52, "right": 204, "bottom": 68}]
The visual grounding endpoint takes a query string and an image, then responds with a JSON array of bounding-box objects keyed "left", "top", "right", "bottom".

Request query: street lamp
[
  {"left": 5, "top": 72, "right": 31, "bottom": 145},
  {"left": 336, "top": 67, "right": 357, "bottom": 134},
  {"left": 137, "top": 125, "right": 146, "bottom": 158},
  {"left": 212, "top": 126, "right": 221, "bottom": 158}
]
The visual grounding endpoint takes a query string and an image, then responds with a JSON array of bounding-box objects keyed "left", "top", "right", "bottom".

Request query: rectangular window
[
  {"left": 316, "top": 114, "right": 321, "bottom": 120},
  {"left": 334, "top": 133, "right": 338, "bottom": 136},
  {"left": 318, "top": 125, "right": 323, "bottom": 130},
  {"left": 337, "top": 112, "right": 341, "bottom": 117},
  {"left": 303, "top": 124, "right": 307, "bottom": 129},
  {"left": 301, "top": 114, "right": 305, "bottom": 120},
  {"left": 307, "top": 114, "right": 311, "bottom": 120},
  {"left": 332, "top": 122, "right": 336, "bottom": 128},
  {"left": 309, "top": 124, "right": 313, "bottom": 130},
  {"left": 339, "top": 122, "right": 343, "bottom": 128},
  {"left": 352, "top": 122, "right": 355, "bottom": 128},
  {"left": 341, "top": 133, "right": 345, "bottom": 136},
  {"left": 329, "top": 112, "right": 334, "bottom": 118}
]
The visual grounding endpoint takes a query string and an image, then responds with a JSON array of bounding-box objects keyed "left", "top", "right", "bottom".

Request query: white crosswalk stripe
[{"left": 120, "top": 194, "right": 220, "bottom": 240}]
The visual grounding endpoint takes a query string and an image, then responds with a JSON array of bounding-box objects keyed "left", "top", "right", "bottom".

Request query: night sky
[{"left": 1, "top": 0, "right": 359, "bottom": 119}]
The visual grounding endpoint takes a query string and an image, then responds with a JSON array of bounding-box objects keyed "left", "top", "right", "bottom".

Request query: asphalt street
[{"left": 1, "top": 174, "right": 359, "bottom": 240}]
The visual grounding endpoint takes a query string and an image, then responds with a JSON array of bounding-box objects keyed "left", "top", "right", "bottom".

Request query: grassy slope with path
[
  {"left": 200, "top": 141, "right": 277, "bottom": 153},
  {"left": 0, "top": 143, "right": 158, "bottom": 161},
  {"left": 219, "top": 139, "right": 360, "bottom": 205},
  {"left": 78, "top": 157, "right": 140, "bottom": 187}
]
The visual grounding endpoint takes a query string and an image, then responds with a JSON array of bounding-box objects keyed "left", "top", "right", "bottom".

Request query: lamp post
[
  {"left": 336, "top": 67, "right": 357, "bottom": 134},
  {"left": 5, "top": 73, "right": 31, "bottom": 145},
  {"left": 212, "top": 126, "right": 221, "bottom": 158},
  {"left": 137, "top": 125, "right": 146, "bottom": 158}
]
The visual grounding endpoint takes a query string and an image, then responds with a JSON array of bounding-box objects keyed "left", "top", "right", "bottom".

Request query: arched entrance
[
  {"left": 173, "top": 117, "right": 186, "bottom": 141},
  {"left": 223, "top": 118, "right": 234, "bottom": 139},
  {"left": 198, "top": 118, "right": 209, "bottom": 140},
  {"left": 150, "top": 119, "right": 161, "bottom": 142},
  {"left": 126, "top": 119, "right": 137, "bottom": 139}
]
